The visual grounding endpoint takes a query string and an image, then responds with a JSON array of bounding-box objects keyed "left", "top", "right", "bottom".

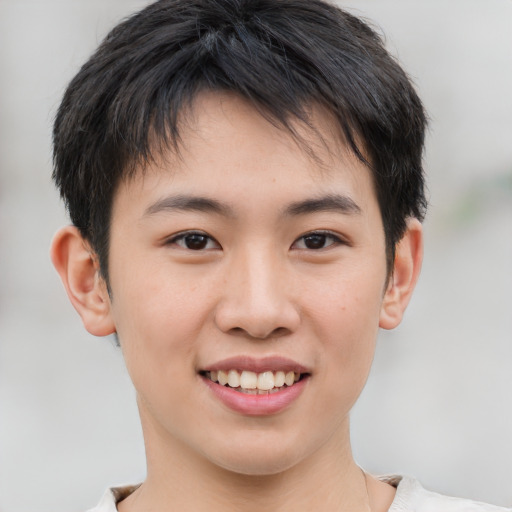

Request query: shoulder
[
  {"left": 383, "top": 475, "right": 511, "bottom": 512},
  {"left": 86, "top": 485, "right": 140, "bottom": 512}
]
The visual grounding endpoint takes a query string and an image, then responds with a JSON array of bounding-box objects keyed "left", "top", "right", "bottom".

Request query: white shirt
[{"left": 87, "top": 476, "right": 511, "bottom": 512}]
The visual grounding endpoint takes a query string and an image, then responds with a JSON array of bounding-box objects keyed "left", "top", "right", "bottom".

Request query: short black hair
[{"left": 53, "top": 0, "right": 427, "bottom": 282}]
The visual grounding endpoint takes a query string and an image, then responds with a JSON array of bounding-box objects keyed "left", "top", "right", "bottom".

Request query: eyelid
[
  {"left": 165, "top": 230, "right": 221, "bottom": 250},
  {"left": 291, "top": 230, "right": 348, "bottom": 250}
]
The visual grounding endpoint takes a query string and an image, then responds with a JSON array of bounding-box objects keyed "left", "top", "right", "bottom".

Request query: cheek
[
  {"left": 109, "top": 264, "right": 217, "bottom": 388},
  {"left": 308, "top": 266, "right": 385, "bottom": 337},
  {"left": 305, "top": 269, "right": 384, "bottom": 395},
  {"left": 315, "top": 293, "right": 379, "bottom": 374},
  {"left": 111, "top": 255, "right": 215, "bottom": 335},
  {"left": 112, "top": 284, "right": 206, "bottom": 428}
]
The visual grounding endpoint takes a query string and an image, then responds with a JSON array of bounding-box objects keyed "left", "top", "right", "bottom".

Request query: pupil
[
  {"left": 185, "top": 234, "right": 208, "bottom": 250},
  {"left": 304, "top": 234, "right": 326, "bottom": 249}
]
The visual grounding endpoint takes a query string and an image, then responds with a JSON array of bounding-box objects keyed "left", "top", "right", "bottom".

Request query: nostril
[
  {"left": 226, "top": 326, "right": 292, "bottom": 340},
  {"left": 214, "top": 294, "right": 301, "bottom": 338},
  {"left": 268, "top": 327, "right": 291, "bottom": 339}
]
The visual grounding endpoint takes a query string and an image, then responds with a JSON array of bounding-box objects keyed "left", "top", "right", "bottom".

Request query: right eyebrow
[{"left": 143, "top": 194, "right": 234, "bottom": 218}]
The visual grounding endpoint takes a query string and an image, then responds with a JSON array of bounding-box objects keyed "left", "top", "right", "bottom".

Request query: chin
[
  {"left": 202, "top": 433, "right": 312, "bottom": 477},
  {"left": 213, "top": 453, "right": 300, "bottom": 477}
]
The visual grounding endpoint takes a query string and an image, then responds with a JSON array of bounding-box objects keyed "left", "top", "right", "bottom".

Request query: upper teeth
[{"left": 208, "top": 370, "right": 301, "bottom": 391}]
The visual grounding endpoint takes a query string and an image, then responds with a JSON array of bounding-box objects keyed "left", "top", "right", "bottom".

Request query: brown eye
[
  {"left": 168, "top": 231, "right": 220, "bottom": 250},
  {"left": 303, "top": 234, "right": 328, "bottom": 249},
  {"left": 183, "top": 234, "right": 209, "bottom": 250},
  {"left": 293, "top": 231, "right": 343, "bottom": 250}
]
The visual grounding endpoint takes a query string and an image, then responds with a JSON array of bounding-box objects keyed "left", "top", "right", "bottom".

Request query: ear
[
  {"left": 379, "top": 218, "right": 423, "bottom": 330},
  {"left": 50, "top": 226, "right": 116, "bottom": 337}
]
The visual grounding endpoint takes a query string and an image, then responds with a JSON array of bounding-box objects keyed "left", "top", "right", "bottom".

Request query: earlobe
[
  {"left": 50, "top": 226, "right": 116, "bottom": 337},
  {"left": 379, "top": 218, "right": 423, "bottom": 330}
]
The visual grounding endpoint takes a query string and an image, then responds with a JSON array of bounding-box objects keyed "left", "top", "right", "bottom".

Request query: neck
[{"left": 119, "top": 412, "right": 377, "bottom": 512}]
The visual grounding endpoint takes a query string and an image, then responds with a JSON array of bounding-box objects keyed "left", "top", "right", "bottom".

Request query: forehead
[
  {"left": 178, "top": 91, "right": 352, "bottom": 172},
  {"left": 115, "top": 91, "right": 378, "bottom": 218}
]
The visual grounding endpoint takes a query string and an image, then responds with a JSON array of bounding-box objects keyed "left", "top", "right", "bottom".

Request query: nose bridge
[{"left": 215, "top": 245, "right": 299, "bottom": 338}]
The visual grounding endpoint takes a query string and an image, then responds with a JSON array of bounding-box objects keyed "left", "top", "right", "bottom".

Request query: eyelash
[
  {"left": 166, "top": 231, "right": 220, "bottom": 251},
  {"left": 166, "top": 230, "right": 346, "bottom": 251},
  {"left": 292, "top": 230, "right": 346, "bottom": 250}
]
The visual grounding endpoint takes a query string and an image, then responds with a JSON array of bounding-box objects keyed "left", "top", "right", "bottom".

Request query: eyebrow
[
  {"left": 143, "top": 193, "right": 361, "bottom": 219},
  {"left": 144, "top": 195, "right": 234, "bottom": 217},
  {"left": 284, "top": 194, "right": 361, "bottom": 216}
]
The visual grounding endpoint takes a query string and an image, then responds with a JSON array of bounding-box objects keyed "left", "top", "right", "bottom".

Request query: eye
[
  {"left": 167, "top": 231, "right": 220, "bottom": 251},
  {"left": 292, "top": 231, "right": 343, "bottom": 250}
]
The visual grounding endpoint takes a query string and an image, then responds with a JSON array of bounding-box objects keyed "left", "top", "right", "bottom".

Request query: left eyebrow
[{"left": 284, "top": 194, "right": 362, "bottom": 216}]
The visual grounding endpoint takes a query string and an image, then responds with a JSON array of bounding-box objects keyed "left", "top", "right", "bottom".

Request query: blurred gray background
[{"left": 1, "top": 1, "right": 511, "bottom": 510}]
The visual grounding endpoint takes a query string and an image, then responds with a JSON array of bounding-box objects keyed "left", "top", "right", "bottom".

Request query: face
[{"left": 106, "top": 92, "right": 391, "bottom": 475}]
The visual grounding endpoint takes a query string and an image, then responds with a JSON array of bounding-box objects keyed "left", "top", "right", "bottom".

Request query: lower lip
[{"left": 201, "top": 376, "right": 308, "bottom": 416}]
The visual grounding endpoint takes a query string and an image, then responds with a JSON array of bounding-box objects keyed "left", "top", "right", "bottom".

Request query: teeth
[
  {"left": 218, "top": 370, "right": 228, "bottom": 386},
  {"left": 238, "top": 387, "right": 282, "bottom": 395},
  {"left": 207, "top": 369, "right": 302, "bottom": 391},
  {"left": 285, "top": 371, "right": 295, "bottom": 386},
  {"left": 274, "top": 371, "right": 285, "bottom": 387},
  {"left": 240, "top": 371, "right": 257, "bottom": 389},
  {"left": 257, "top": 371, "right": 274, "bottom": 390},
  {"left": 227, "top": 370, "right": 240, "bottom": 388}
]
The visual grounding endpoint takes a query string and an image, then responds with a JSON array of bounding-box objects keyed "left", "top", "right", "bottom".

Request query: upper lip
[{"left": 201, "top": 356, "right": 311, "bottom": 374}]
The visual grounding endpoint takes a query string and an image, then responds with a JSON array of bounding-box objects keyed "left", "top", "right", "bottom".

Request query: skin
[{"left": 51, "top": 92, "right": 423, "bottom": 511}]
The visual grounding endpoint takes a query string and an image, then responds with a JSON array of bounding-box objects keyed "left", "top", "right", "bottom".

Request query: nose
[{"left": 214, "top": 250, "right": 300, "bottom": 339}]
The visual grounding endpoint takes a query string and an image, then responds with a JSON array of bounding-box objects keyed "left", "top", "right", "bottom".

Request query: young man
[{"left": 50, "top": 0, "right": 510, "bottom": 511}]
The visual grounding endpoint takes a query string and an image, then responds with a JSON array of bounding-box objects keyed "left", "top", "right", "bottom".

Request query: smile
[
  {"left": 200, "top": 356, "right": 310, "bottom": 415},
  {"left": 204, "top": 370, "right": 302, "bottom": 394}
]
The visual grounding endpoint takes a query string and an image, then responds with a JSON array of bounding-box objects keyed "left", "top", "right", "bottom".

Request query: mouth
[
  {"left": 199, "top": 357, "right": 310, "bottom": 415},
  {"left": 201, "top": 369, "right": 306, "bottom": 395}
]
